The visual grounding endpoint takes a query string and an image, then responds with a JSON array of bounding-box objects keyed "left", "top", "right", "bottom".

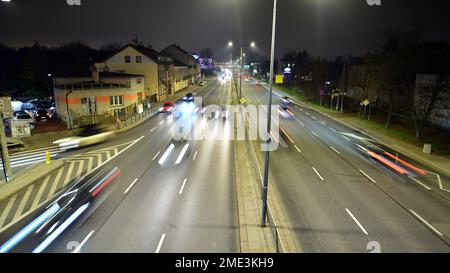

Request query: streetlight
[
  {"left": 261, "top": 0, "right": 277, "bottom": 227},
  {"left": 228, "top": 41, "right": 256, "bottom": 100}
]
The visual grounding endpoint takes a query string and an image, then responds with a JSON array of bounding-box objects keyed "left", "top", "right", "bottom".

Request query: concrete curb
[{"left": 0, "top": 160, "right": 65, "bottom": 202}]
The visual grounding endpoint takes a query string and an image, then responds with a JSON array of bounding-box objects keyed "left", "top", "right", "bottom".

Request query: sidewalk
[
  {"left": 8, "top": 81, "right": 212, "bottom": 153},
  {"left": 232, "top": 78, "right": 299, "bottom": 253}
]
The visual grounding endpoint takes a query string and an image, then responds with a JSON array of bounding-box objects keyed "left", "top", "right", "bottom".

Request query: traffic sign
[
  {"left": 320, "top": 89, "right": 325, "bottom": 96},
  {"left": 240, "top": 98, "right": 247, "bottom": 104},
  {"left": 275, "top": 75, "right": 283, "bottom": 84},
  {"left": 362, "top": 99, "right": 370, "bottom": 106},
  {"left": 11, "top": 121, "right": 31, "bottom": 138}
]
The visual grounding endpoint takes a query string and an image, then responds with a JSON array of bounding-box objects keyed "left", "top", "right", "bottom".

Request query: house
[
  {"left": 54, "top": 71, "right": 145, "bottom": 129},
  {"left": 94, "top": 43, "right": 176, "bottom": 103},
  {"left": 160, "top": 43, "right": 201, "bottom": 86}
]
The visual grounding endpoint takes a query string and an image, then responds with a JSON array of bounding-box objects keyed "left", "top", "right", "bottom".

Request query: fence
[{"left": 116, "top": 104, "right": 160, "bottom": 130}]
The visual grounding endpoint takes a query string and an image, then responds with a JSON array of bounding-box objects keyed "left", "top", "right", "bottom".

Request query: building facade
[
  {"left": 94, "top": 44, "right": 176, "bottom": 102},
  {"left": 54, "top": 71, "right": 145, "bottom": 128}
]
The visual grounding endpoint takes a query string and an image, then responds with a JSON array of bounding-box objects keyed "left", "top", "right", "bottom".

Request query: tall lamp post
[
  {"left": 261, "top": 0, "right": 277, "bottom": 227},
  {"left": 228, "top": 41, "right": 255, "bottom": 100}
]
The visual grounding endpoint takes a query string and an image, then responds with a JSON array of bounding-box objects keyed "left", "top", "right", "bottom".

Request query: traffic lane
[
  {"left": 42, "top": 105, "right": 200, "bottom": 252},
  {"left": 42, "top": 117, "right": 176, "bottom": 252},
  {"left": 162, "top": 125, "right": 238, "bottom": 252},
  {"left": 278, "top": 119, "right": 449, "bottom": 252},
  {"left": 157, "top": 79, "right": 238, "bottom": 252},
  {"left": 268, "top": 145, "right": 372, "bottom": 252},
  {"left": 48, "top": 82, "right": 228, "bottom": 252},
  {"left": 244, "top": 83, "right": 449, "bottom": 251},
  {"left": 275, "top": 90, "right": 450, "bottom": 190},
  {"left": 81, "top": 139, "right": 199, "bottom": 252},
  {"left": 249, "top": 82, "right": 450, "bottom": 229},
  {"left": 283, "top": 101, "right": 450, "bottom": 243}
]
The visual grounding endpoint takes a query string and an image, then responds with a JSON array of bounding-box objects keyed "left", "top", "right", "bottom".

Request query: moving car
[
  {"left": 0, "top": 166, "right": 120, "bottom": 253},
  {"left": 159, "top": 102, "right": 175, "bottom": 113},
  {"left": 53, "top": 125, "right": 114, "bottom": 149},
  {"left": 35, "top": 109, "right": 50, "bottom": 122},
  {"left": 278, "top": 106, "right": 294, "bottom": 119},
  {"left": 13, "top": 111, "right": 36, "bottom": 129},
  {"left": 280, "top": 96, "right": 293, "bottom": 105},
  {"left": 181, "top": 92, "right": 195, "bottom": 102},
  {"left": 256, "top": 81, "right": 262, "bottom": 86}
]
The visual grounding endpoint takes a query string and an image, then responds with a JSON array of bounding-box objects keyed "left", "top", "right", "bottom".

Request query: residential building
[
  {"left": 160, "top": 43, "right": 201, "bottom": 85},
  {"left": 54, "top": 71, "right": 145, "bottom": 128},
  {"left": 94, "top": 43, "right": 175, "bottom": 102}
]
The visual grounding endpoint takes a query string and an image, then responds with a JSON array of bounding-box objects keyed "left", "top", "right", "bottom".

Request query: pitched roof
[
  {"left": 100, "top": 71, "right": 144, "bottom": 78},
  {"left": 99, "top": 43, "right": 173, "bottom": 64}
]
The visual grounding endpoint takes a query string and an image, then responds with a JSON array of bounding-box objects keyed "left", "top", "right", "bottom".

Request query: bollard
[{"left": 45, "top": 151, "right": 52, "bottom": 165}]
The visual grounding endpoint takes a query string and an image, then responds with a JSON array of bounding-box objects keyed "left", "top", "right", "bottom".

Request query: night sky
[{"left": 1, "top": 0, "right": 450, "bottom": 60}]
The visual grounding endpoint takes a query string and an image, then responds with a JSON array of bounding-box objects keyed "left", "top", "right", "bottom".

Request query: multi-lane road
[
  {"left": 1, "top": 79, "right": 240, "bottom": 253},
  {"left": 242, "top": 79, "right": 450, "bottom": 252},
  {"left": 1, "top": 76, "right": 449, "bottom": 253}
]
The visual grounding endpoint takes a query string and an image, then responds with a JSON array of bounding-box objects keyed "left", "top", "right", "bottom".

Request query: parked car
[
  {"left": 199, "top": 81, "right": 206, "bottom": 86},
  {"left": 13, "top": 111, "right": 36, "bottom": 129}
]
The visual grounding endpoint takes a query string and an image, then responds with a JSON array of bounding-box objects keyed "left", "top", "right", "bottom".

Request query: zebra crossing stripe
[
  {"left": 48, "top": 167, "right": 65, "bottom": 197},
  {"left": 14, "top": 185, "right": 34, "bottom": 220},
  {"left": 0, "top": 195, "right": 17, "bottom": 228},
  {"left": 30, "top": 176, "right": 51, "bottom": 211},
  {"left": 63, "top": 162, "right": 76, "bottom": 186}
]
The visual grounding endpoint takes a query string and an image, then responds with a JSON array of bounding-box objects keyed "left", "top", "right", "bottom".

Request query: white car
[
  {"left": 199, "top": 81, "right": 206, "bottom": 86},
  {"left": 53, "top": 127, "right": 114, "bottom": 149}
]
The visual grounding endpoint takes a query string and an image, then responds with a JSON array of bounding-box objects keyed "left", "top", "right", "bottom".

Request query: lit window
[{"left": 110, "top": 95, "right": 124, "bottom": 106}]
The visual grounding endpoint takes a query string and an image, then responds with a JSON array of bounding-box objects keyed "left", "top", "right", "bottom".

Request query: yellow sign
[
  {"left": 275, "top": 75, "right": 283, "bottom": 84},
  {"left": 240, "top": 98, "right": 247, "bottom": 104}
]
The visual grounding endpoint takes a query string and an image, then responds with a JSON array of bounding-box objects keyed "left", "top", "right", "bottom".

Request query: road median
[{"left": 0, "top": 160, "right": 64, "bottom": 203}]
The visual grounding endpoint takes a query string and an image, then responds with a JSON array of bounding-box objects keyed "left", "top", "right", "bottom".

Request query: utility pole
[
  {"left": 66, "top": 89, "right": 73, "bottom": 130},
  {"left": 240, "top": 47, "right": 243, "bottom": 100},
  {"left": 261, "top": 0, "right": 277, "bottom": 227},
  {"left": 340, "top": 64, "right": 346, "bottom": 112},
  {"left": 0, "top": 111, "right": 12, "bottom": 182}
]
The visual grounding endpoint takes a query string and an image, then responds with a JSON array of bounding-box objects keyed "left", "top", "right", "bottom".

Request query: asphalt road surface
[
  {"left": 12, "top": 79, "right": 240, "bottom": 253},
  {"left": 242, "top": 79, "right": 450, "bottom": 253}
]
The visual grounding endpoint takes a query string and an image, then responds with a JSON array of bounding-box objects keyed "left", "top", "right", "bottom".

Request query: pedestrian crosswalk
[
  {"left": 1, "top": 146, "right": 61, "bottom": 170},
  {"left": 0, "top": 138, "right": 143, "bottom": 233}
]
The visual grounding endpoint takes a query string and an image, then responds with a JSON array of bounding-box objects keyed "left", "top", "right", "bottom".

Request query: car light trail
[
  {"left": 0, "top": 203, "right": 60, "bottom": 253},
  {"left": 383, "top": 152, "right": 427, "bottom": 175},
  {"left": 175, "top": 144, "right": 190, "bottom": 165},
  {"left": 89, "top": 167, "right": 121, "bottom": 197},
  {"left": 32, "top": 203, "right": 90, "bottom": 253},
  {"left": 158, "top": 144, "right": 175, "bottom": 165},
  {"left": 367, "top": 151, "right": 409, "bottom": 175}
]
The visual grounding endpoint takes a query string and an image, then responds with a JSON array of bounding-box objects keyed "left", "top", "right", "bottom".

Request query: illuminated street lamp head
[
  {"left": 250, "top": 42, "right": 256, "bottom": 47},
  {"left": 228, "top": 41, "right": 233, "bottom": 47}
]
